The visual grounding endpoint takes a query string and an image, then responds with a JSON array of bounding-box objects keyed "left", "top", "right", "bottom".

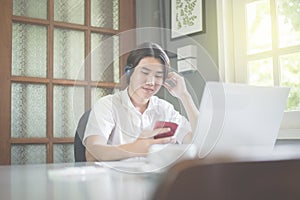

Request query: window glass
[
  {"left": 54, "top": 0, "right": 84, "bottom": 24},
  {"left": 11, "top": 145, "right": 46, "bottom": 165},
  {"left": 13, "top": 0, "right": 47, "bottom": 19},
  {"left": 280, "top": 52, "right": 300, "bottom": 110},
  {"left": 91, "top": 33, "right": 119, "bottom": 82},
  {"left": 277, "top": 0, "right": 300, "bottom": 48},
  {"left": 246, "top": 0, "right": 272, "bottom": 54},
  {"left": 91, "top": 0, "right": 119, "bottom": 29},
  {"left": 53, "top": 144, "right": 74, "bottom": 163},
  {"left": 53, "top": 85, "right": 85, "bottom": 138},
  {"left": 53, "top": 28, "right": 85, "bottom": 80},
  {"left": 12, "top": 23, "right": 47, "bottom": 78},
  {"left": 11, "top": 83, "right": 47, "bottom": 138},
  {"left": 248, "top": 58, "right": 274, "bottom": 86}
]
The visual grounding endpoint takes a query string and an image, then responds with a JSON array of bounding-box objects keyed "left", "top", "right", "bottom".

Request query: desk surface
[
  {"left": 1, "top": 145, "right": 300, "bottom": 200},
  {"left": 0, "top": 161, "right": 163, "bottom": 200}
]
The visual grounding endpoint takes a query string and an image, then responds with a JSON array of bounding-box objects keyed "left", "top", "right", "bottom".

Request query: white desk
[
  {"left": 1, "top": 145, "right": 300, "bottom": 200},
  {"left": 0, "top": 161, "right": 163, "bottom": 200}
]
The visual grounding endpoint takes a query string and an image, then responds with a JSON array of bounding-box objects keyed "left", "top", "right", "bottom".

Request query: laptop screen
[{"left": 193, "top": 82, "right": 289, "bottom": 159}]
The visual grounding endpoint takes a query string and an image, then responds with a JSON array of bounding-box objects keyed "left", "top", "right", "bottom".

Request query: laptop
[{"left": 193, "top": 81, "right": 290, "bottom": 159}]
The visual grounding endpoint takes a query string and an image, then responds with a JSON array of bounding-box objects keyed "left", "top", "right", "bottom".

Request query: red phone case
[{"left": 153, "top": 121, "right": 178, "bottom": 139}]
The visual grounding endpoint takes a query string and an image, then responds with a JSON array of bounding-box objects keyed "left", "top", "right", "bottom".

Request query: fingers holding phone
[
  {"left": 139, "top": 127, "right": 171, "bottom": 139},
  {"left": 153, "top": 121, "right": 178, "bottom": 139},
  {"left": 136, "top": 121, "right": 178, "bottom": 152}
]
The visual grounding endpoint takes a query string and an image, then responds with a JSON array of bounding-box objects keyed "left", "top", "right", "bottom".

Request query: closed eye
[
  {"left": 155, "top": 74, "right": 163, "bottom": 78},
  {"left": 140, "top": 67, "right": 164, "bottom": 78},
  {"left": 141, "top": 71, "right": 149, "bottom": 75}
]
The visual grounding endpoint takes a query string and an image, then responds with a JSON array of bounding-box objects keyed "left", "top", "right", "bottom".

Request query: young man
[{"left": 83, "top": 42, "right": 198, "bottom": 161}]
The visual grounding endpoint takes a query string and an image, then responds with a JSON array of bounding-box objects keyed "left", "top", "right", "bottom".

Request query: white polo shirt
[{"left": 83, "top": 89, "right": 191, "bottom": 145}]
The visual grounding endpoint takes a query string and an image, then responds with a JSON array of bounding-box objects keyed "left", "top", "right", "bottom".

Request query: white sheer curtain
[{"left": 217, "top": 0, "right": 236, "bottom": 83}]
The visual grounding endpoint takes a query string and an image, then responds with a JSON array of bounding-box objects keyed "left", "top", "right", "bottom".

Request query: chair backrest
[
  {"left": 152, "top": 158, "right": 300, "bottom": 200},
  {"left": 74, "top": 110, "right": 91, "bottom": 162}
]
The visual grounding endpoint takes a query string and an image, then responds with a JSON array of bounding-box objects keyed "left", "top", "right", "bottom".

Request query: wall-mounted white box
[
  {"left": 177, "top": 58, "right": 197, "bottom": 72},
  {"left": 177, "top": 45, "right": 197, "bottom": 59},
  {"left": 177, "top": 45, "right": 197, "bottom": 72}
]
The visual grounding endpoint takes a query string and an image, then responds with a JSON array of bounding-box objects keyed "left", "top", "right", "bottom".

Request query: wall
[{"left": 135, "top": 0, "right": 162, "bottom": 43}]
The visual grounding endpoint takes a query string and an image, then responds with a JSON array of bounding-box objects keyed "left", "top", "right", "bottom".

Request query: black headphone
[
  {"left": 125, "top": 64, "right": 134, "bottom": 84},
  {"left": 125, "top": 64, "right": 134, "bottom": 77}
]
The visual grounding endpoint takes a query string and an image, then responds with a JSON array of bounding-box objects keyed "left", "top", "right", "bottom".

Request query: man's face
[{"left": 129, "top": 57, "right": 164, "bottom": 100}]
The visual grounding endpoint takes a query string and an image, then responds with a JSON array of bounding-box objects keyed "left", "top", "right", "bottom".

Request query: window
[
  {"left": 0, "top": 0, "right": 135, "bottom": 165},
  {"left": 217, "top": 0, "right": 300, "bottom": 138}
]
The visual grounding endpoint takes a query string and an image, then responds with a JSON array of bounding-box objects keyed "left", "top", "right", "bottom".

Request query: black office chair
[
  {"left": 152, "top": 158, "right": 300, "bottom": 200},
  {"left": 74, "top": 110, "right": 91, "bottom": 162}
]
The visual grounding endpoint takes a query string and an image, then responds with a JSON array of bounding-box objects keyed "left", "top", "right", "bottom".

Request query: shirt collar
[{"left": 121, "top": 88, "right": 156, "bottom": 112}]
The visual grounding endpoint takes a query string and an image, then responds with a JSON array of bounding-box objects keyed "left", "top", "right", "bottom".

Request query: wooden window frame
[{"left": 0, "top": 0, "right": 136, "bottom": 165}]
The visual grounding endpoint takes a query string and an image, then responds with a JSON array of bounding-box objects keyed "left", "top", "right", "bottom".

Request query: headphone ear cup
[{"left": 125, "top": 65, "right": 133, "bottom": 77}]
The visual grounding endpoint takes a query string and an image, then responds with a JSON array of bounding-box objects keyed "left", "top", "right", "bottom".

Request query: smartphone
[{"left": 153, "top": 121, "right": 178, "bottom": 139}]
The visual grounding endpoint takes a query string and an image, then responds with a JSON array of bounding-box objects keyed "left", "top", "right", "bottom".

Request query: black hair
[{"left": 125, "top": 42, "right": 170, "bottom": 84}]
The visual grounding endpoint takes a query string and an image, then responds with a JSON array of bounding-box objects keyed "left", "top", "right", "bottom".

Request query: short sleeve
[
  {"left": 83, "top": 95, "right": 115, "bottom": 145},
  {"left": 174, "top": 116, "right": 191, "bottom": 144}
]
